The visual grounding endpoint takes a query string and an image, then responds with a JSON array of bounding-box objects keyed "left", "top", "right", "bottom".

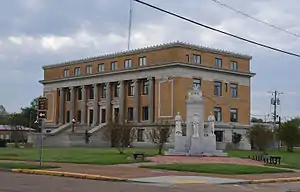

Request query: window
[
  {"left": 63, "top": 69, "right": 70, "bottom": 77},
  {"left": 101, "top": 85, "right": 106, "bottom": 98},
  {"left": 193, "top": 78, "right": 201, "bottom": 89},
  {"left": 114, "top": 83, "right": 120, "bottom": 97},
  {"left": 66, "top": 111, "right": 70, "bottom": 123},
  {"left": 186, "top": 54, "right": 189, "bottom": 63},
  {"left": 230, "top": 83, "right": 238, "bottom": 98},
  {"left": 139, "top": 56, "right": 147, "bottom": 66},
  {"left": 74, "top": 67, "right": 81, "bottom": 76},
  {"left": 111, "top": 61, "right": 118, "bottom": 70},
  {"left": 142, "top": 80, "right": 149, "bottom": 95},
  {"left": 214, "top": 81, "right": 222, "bottom": 96},
  {"left": 230, "top": 108, "right": 238, "bottom": 122},
  {"left": 98, "top": 64, "right": 104, "bottom": 72},
  {"left": 89, "top": 86, "right": 94, "bottom": 99},
  {"left": 215, "top": 58, "right": 222, "bottom": 68},
  {"left": 101, "top": 109, "right": 106, "bottom": 123},
  {"left": 214, "top": 107, "right": 222, "bottom": 122},
  {"left": 77, "top": 87, "right": 82, "bottom": 100},
  {"left": 142, "top": 106, "right": 149, "bottom": 121},
  {"left": 127, "top": 107, "right": 133, "bottom": 121},
  {"left": 137, "top": 129, "right": 145, "bottom": 142},
  {"left": 230, "top": 61, "right": 238, "bottom": 71},
  {"left": 66, "top": 89, "right": 71, "bottom": 101},
  {"left": 128, "top": 82, "right": 134, "bottom": 96},
  {"left": 193, "top": 54, "right": 201, "bottom": 64},
  {"left": 86, "top": 65, "right": 92, "bottom": 74},
  {"left": 124, "top": 59, "right": 132, "bottom": 69},
  {"left": 77, "top": 110, "right": 81, "bottom": 123},
  {"left": 214, "top": 131, "right": 224, "bottom": 142}
]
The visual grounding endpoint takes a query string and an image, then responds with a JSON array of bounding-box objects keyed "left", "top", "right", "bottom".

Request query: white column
[
  {"left": 148, "top": 77, "right": 154, "bottom": 123},
  {"left": 70, "top": 87, "right": 75, "bottom": 121},
  {"left": 119, "top": 81, "right": 125, "bottom": 124},
  {"left": 106, "top": 82, "right": 111, "bottom": 122},
  {"left": 133, "top": 79, "right": 139, "bottom": 122},
  {"left": 81, "top": 85, "right": 86, "bottom": 125},
  {"left": 59, "top": 88, "right": 64, "bottom": 125},
  {"left": 92, "top": 84, "right": 99, "bottom": 126}
]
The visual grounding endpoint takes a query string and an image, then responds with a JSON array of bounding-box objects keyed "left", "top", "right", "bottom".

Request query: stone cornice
[
  {"left": 42, "top": 41, "right": 252, "bottom": 69},
  {"left": 40, "top": 62, "right": 256, "bottom": 85}
]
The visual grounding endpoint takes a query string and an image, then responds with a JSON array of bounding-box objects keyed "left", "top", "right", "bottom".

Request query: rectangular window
[
  {"left": 63, "top": 69, "right": 70, "bottom": 77},
  {"left": 101, "top": 109, "right": 106, "bottom": 123},
  {"left": 137, "top": 129, "right": 145, "bottom": 142},
  {"left": 114, "top": 83, "right": 120, "bottom": 97},
  {"left": 142, "top": 106, "right": 149, "bottom": 121},
  {"left": 214, "top": 81, "right": 222, "bottom": 96},
  {"left": 89, "top": 86, "right": 94, "bottom": 99},
  {"left": 186, "top": 54, "right": 189, "bottom": 63},
  {"left": 66, "top": 89, "right": 71, "bottom": 101},
  {"left": 193, "top": 54, "right": 201, "bottom": 64},
  {"left": 98, "top": 64, "right": 104, "bottom": 72},
  {"left": 124, "top": 59, "right": 132, "bottom": 69},
  {"left": 111, "top": 61, "right": 118, "bottom": 70},
  {"left": 66, "top": 111, "right": 70, "bottom": 123},
  {"left": 215, "top": 58, "right": 222, "bottom": 68},
  {"left": 74, "top": 67, "right": 81, "bottom": 76},
  {"left": 142, "top": 80, "right": 149, "bottom": 95},
  {"left": 214, "top": 130, "right": 224, "bottom": 142},
  {"left": 77, "top": 110, "right": 81, "bottom": 123},
  {"left": 214, "top": 107, "right": 222, "bottom": 122},
  {"left": 86, "top": 65, "right": 92, "bottom": 74},
  {"left": 77, "top": 87, "right": 82, "bottom": 100},
  {"left": 230, "top": 83, "right": 238, "bottom": 98},
  {"left": 230, "top": 61, "right": 238, "bottom": 71},
  {"left": 193, "top": 78, "right": 201, "bottom": 89},
  {"left": 127, "top": 107, "right": 134, "bottom": 121},
  {"left": 139, "top": 56, "right": 147, "bottom": 66},
  {"left": 128, "top": 82, "right": 134, "bottom": 96},
  {"left": 230, "top": 108, "right": 238, "bottom": 122},
  {"left": 101, "top": 85, "right": 106, "bottom": 98}
]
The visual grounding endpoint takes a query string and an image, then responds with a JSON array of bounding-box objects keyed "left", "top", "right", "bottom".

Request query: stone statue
[
  {"left": 175, "top": 112, "right": 182, "bottom": 136},
  {"left": 188, "top": 85, "right": 203, "bottom": 100},
  {"left": 208, "top": 111, "right": 215, "bottom": 135},
  {"left": 192, "top": 114, "right": 200, "bottom": 137}
]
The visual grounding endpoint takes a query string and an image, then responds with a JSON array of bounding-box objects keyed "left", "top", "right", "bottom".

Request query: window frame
[
  {"left": 214, "top": 58, "right": 222, "bottom": 68},
  {"left": 139, "top": 56, "right": 147, "bottom": 66},
  {"left": 193, "top": 54, "right": 201, "bottom": 64},
  {"left": 214, "top": 81, "right": 222, "bottom": 96},
  {"left": 230, "top": 83, "right": 238, "bottom": 98},
  {"left": 142, "top": 106, "right": 149, "bottom": 121},
  {"left": 214, "top": 107, "right": 222, "bottom": 122},
  {"left": 124, "top": 59, "right": 132, "bottom": 69}
]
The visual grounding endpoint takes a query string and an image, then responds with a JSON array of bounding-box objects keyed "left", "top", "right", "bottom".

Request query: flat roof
[{"left": 42, "top": 41, "right": 252, "bottom": 70}]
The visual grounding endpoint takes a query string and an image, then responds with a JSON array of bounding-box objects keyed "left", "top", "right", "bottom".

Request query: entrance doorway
[
  {"left": 89, "top": 109, "right": 93, "bottom": 126},
  {"left": 101, "top": 108, "right": 106, "bottom": 123}
]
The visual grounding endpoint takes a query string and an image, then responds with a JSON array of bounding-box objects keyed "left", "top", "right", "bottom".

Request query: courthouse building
[{"left": 40, "top": 42, "right": 255, "bottom": 146}]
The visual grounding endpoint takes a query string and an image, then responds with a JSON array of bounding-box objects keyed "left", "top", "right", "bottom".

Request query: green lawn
[
  {"left": 0, "top": 162, "right": 58, "bottom": 169},
  {"left": 141, "top": 163, "right": 293, "bottom": 175},
  {"left": 0, "top": 148, "right": 158, "bottom": 165},
  {"left": 227, "top": 148, "right": 300, "bottom": 169}
]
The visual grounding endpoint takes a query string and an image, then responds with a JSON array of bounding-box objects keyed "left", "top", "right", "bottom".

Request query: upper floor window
[
  {"left": 214, "top": 107, "right": 222, "bottom": 122},
  {"left": 214, "top": 81, "right": 222, "bottom": 96},
  {"left": 230, "top": 61, "right": 238, "bottom": 71},
  {"left": 139, "top": 56, "right": 147, "bottom": 66},
  {"left": 230, "top": 83, "right": 238, "bottom": 98},
  {"left": 98, "top": 64, "right": 104, "bottom": 72},
  {"left": 63, "top": 69, "right": 70, "bottom": 77},
  {"left": 215, "top": 58, "right": 222, "bottom": 68},
  {"left": 193, "top": 78, "right": 201, "bottom": 89},
  {"left": 101, "top": 85, "right": 106, "bottom": 98},
  {"left": 74, "top": 67, "right": 81, "bottom": 76},
  {"left": 86, "top": 65, "right": 92, "bottom": 74},
  {"left": 186, "top": 54, "right": 189, "bottom": 63},
  {"left": 230, "top": 108, "right": 238, "bottom": 122},
  {"left": 111, "top": 61, "right": 118, "bottom": 70},
  {"left": 124, "top": 59, "right": 132, "bottom": 69},
  {"left": 142, "top": 80, "right": 149, "bottom": 95},
  {"left": 127, "top": 107, "right": 134, "bottom": 121},
  {"left": 193, "top": 54, "right": 201, "bottom": 64},
  {"left": 128, "top": 82, "right": 134, "bottom": 96},
  {"left": 114, "top": 83, "right": 120, "bottom": 97},
  {"left": 142, "top": 106, "right": 149, "bottom": 121}
]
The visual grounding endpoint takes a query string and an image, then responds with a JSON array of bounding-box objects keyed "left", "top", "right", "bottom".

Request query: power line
[
  {"left": 210, "top": 0, "right": 300, "bottom": 39},
  {"left": 133, "top": 0, "right": 300, "bottom": 58}
]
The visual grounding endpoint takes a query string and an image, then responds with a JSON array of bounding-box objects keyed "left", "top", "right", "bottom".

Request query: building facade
[{"left": 40, "top": 42, "right": 255, "bottom": 146}]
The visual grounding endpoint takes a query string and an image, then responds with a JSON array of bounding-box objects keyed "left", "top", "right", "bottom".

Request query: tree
[
  {"left": 102, "top": 121, "right": 136, "bottom": 154},
  {"left": 247, "top": 124, "right": 273, "bottom": 152},
  {"left": 277, "top": 118, "right": 300, "bottom": 152},
  {"left": 147, "top": 121, "right": 173, "bottom": 155},
  {"left": 232, "top": 132, "right": 242, "bottom": 145},
  {"left": 251, "top": 117, "right": 264, "bottom": 123},
  {"left": 20, "top": 97, "right": 39, "bottom": 129},
  {"left": 0, "top": 105, "right": 8, "bottom": 116}
]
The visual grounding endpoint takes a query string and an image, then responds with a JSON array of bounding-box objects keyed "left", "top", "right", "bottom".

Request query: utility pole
[{"left": 127, "top": 0, "right": 134, "bottom": 50}]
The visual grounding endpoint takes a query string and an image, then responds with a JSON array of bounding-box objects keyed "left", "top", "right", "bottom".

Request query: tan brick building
[{"left": 40, "top": 42, "right": 255, "bottom": 148}]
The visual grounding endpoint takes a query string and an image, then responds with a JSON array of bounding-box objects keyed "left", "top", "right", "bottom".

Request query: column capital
[
  {"left": 147, "top": 77, "right": 153, "bottom": 81},
  {"left": 69, "top": 86, "right": 74, "bottom": 90},
  {"left": 106, "top": 82, "right": 111, "bottom": 87},
  {"left": 81, "top": 85, "right": 86, "bottom": 89},
  {"left": 93, "top": 83, "right": 98, "bottom": 88},
  {"left": 133, "top": 79, "right": 139, "bottom": 83}
]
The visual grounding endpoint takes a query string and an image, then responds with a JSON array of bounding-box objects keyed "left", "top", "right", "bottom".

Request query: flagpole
[{"left": 127, "top": 0, "right": 133, "bottom": 50}]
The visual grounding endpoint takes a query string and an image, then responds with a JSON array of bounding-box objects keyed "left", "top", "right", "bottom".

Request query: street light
[{"left": 71, "top": 118, "right": 76, "bottom": 132}]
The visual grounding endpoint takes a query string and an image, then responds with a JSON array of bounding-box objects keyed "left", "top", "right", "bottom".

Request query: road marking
[{"left": 175, "top": 180, "right": 207, "bottom": 184}]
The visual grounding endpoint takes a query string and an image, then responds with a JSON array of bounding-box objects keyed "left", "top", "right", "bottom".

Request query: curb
[
  {"left": 11, "top": 169, "right": 128, "bottom": 182},
  {"left": 223, "top": 177, "right": 300, "bottom": 185}
]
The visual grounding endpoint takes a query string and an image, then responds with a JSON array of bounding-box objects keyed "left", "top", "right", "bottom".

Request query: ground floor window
[
  {"left": 137, "top": 129, "right": 145, "bottom": 142},
  {"left": 214, "top": 130, "right": 224, "bottom": 142}
]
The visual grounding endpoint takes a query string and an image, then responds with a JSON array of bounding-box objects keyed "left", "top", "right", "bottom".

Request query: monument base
[
  {"left": 166, "top": 136, "right": 189, "bottom": 156},
  {"left": 189, "top": 136, "right": 203, "bottom": 156}
]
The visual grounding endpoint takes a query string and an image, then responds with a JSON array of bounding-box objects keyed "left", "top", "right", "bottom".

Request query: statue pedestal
[{"left": 189, "top": 137, "right": 203, "bottom": 156}]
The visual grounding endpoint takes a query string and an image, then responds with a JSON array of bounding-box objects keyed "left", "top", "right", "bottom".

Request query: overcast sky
[{"left": 0, "top": 0, "right": 299, "bottom": 120}]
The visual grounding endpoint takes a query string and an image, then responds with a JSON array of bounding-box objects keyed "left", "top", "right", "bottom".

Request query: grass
[
  {"left": 141, "top": 163, "right": 293, "bottom": 175},
  {"left": 227, "top": 148, "right": 300, "bottom": 169},
  {"left": 0, "top": 147, "right": 158, "bottom": 165},
  {"left": 0, "top": 162, "right": 58, "bottom": 169}
]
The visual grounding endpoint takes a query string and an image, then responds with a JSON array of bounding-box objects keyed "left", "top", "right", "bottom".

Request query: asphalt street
[{"left": 1, "top": 172, "right": 300, "bottom": 192}]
